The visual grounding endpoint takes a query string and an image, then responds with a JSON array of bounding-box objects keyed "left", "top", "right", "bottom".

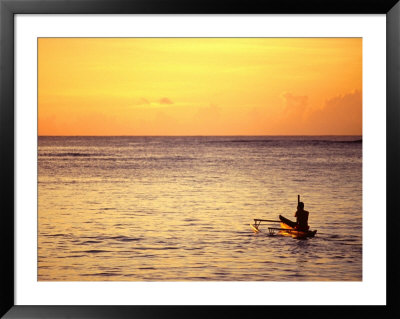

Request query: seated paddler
[{"left": 294, "top": 201, "right": 309, "bottom": 231}]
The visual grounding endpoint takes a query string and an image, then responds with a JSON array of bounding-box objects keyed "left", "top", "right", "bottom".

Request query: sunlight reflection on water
[{"left": 38, "top": 136, "right": 362, "bottom": 281}]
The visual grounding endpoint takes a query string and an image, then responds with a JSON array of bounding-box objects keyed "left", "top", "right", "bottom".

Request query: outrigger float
[{"left": 250, "top": 196, "right": 317, "bottom": 239}]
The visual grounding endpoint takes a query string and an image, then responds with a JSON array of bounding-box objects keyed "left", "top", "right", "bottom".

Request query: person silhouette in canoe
[{"left": 294, "top": 202, "right": 309, "bottom": 231}]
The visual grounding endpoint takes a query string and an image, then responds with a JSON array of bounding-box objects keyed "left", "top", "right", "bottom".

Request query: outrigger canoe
[{"left": 250, "top": 215, "right": 317, "bottom": 239}]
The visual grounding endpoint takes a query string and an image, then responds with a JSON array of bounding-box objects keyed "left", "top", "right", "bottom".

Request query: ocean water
[{"left": 38, "top": 136, "right": 362, "bottom": 281}]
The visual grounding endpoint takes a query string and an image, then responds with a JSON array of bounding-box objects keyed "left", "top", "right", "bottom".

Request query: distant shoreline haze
[{"left": 38, "top": 135, "right": 362, "bottom": 137}]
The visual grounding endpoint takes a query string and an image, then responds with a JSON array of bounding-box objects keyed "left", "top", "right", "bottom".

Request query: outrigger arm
[{"left": 251, "top": 218, "right": 281, "bottom": 232}]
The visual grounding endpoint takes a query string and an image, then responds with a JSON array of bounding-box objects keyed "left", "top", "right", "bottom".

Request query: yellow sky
[{"left": 38, "top": 38, "right": 362, "bottom": 136}]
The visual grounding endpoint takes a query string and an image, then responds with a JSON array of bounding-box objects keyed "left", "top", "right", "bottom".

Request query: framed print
[{"left": 1, "top": 0, "right": 399, "bottom": 318}]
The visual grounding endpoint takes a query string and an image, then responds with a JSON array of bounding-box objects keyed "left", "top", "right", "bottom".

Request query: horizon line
[{"left": 38, "top": 134, "right": 362, "bottom": 137}]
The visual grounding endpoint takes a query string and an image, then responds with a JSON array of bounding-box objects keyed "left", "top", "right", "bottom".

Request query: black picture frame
[{"left": 1, "top": 0, "right": 399, "bottom": 318}]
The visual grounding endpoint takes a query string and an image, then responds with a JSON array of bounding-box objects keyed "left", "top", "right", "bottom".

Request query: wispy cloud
[
  {"left": 308, "top": 90, "right": 362, "bottom": 134},
  {"left": 130, "top": 97, "right": 150, "bottom": 106},
  {"left": 277, "top": 90, "right": 362, "bottom": 135},
  {"left": 129, "top": 97, "right": 175, "bottom": 107},
  {"left": 159, "top": 97, "right": 174, "bottom": 105}
]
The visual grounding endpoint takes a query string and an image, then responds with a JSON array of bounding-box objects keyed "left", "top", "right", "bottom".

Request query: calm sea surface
[{"left": 38, "top": 136, "right": 362, "bottom": 281}]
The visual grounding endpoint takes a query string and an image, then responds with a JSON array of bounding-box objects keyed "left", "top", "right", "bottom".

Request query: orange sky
[{"left": 38, "top": 38, "right": 362, "bottom": 136}]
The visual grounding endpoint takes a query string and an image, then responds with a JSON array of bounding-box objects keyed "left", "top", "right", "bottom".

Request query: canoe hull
[
  {"left": 279, "top": 215, "right": 317, "bottom": 238},
  {"left": 250, "top": 215, "right": 317, "bottom": 238}
]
